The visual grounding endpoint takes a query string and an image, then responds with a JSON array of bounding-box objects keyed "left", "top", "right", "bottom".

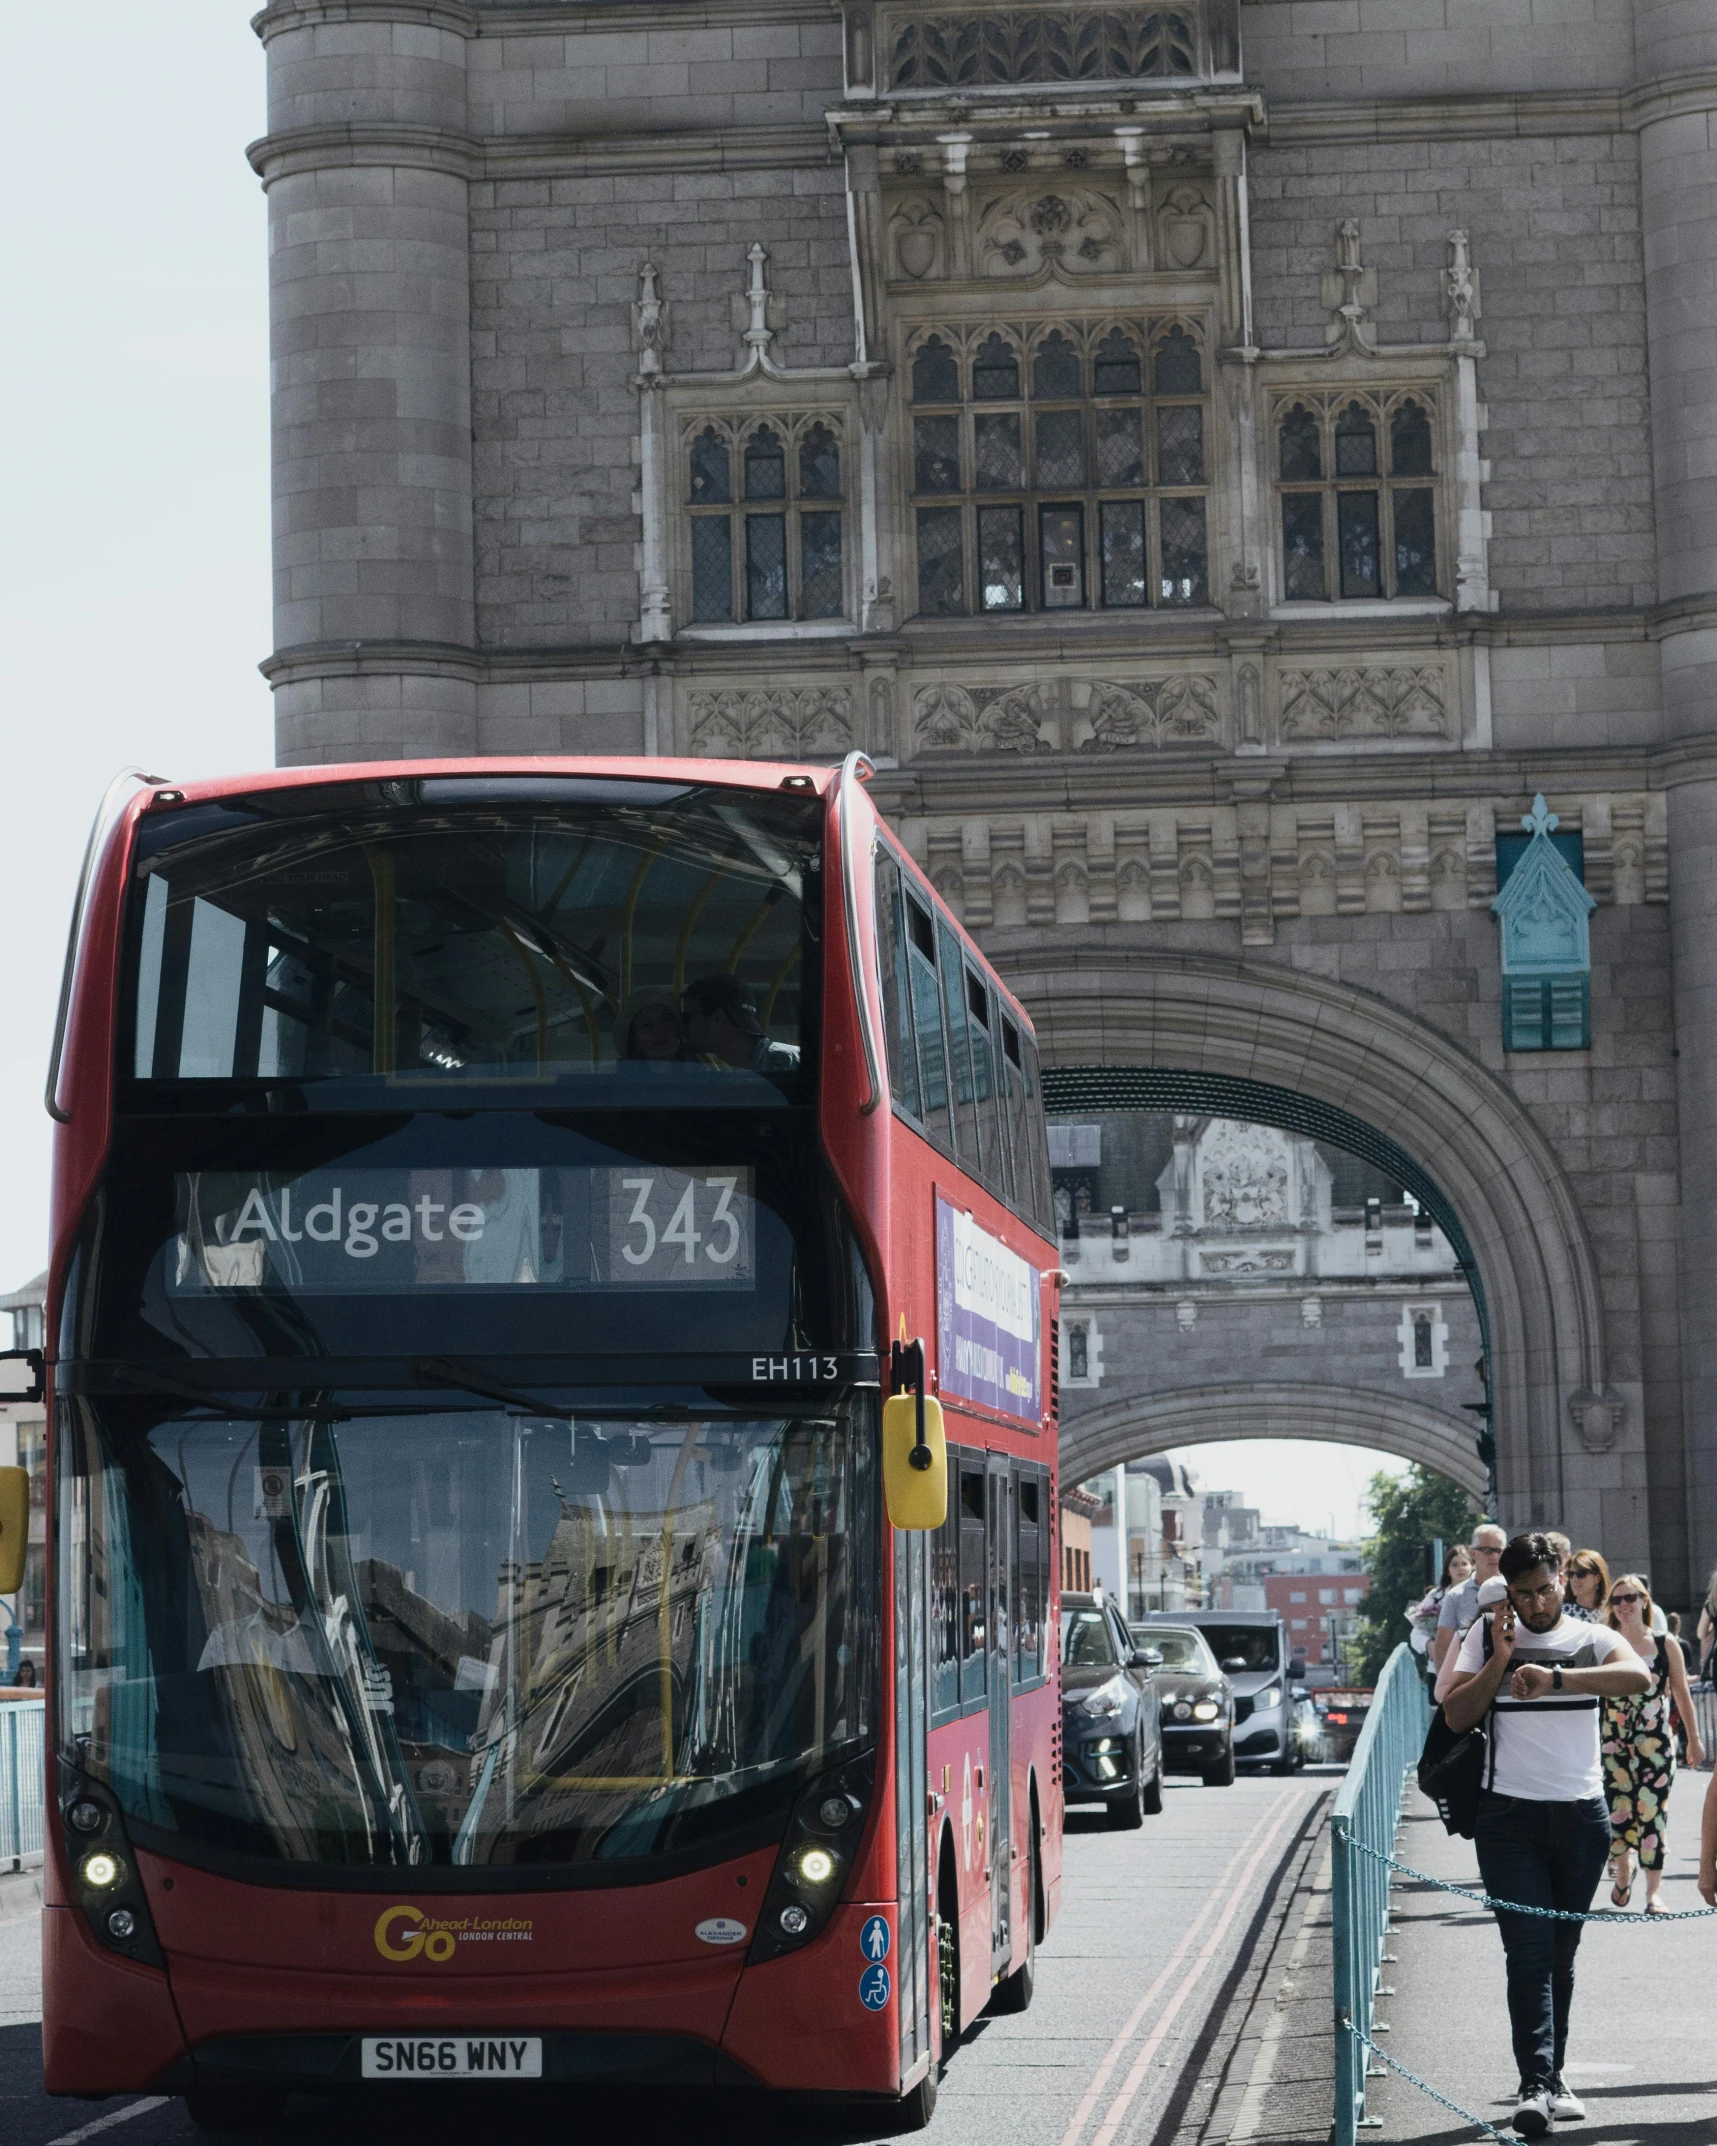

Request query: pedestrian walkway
[{"left": 1362, "top": 1783, "right": 1716, "bottom": 2144}]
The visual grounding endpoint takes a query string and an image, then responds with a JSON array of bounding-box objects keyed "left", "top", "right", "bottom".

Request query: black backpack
[{"left": 1418, "top": 1621, "right": 1495, "bottom": 1837}]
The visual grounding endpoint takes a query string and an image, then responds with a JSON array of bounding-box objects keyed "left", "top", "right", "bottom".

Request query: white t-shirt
[{"left": 1454, "top": 1613, "right": 1634, "bottom": 1801}]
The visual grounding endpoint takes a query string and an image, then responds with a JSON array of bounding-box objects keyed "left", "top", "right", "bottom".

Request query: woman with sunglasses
[
  {"left": 1602, "top": 1574, "right": 1706, "bottom": 1910},
  {"left": 1564, "top": 1549, "right": 1610, "bottom": 1623}
]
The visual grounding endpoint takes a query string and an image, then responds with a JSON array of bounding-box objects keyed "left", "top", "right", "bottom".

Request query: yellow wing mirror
[
  {"left": 882, "top": 1339, "right": 947, "bottom": 1532},
  {"left": 0, "top": 1467, "right": 28, "bottom": 1596}
]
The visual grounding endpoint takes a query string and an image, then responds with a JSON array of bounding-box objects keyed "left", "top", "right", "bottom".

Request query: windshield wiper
[
  {"left": 414, "top": 1356, "right": 570, "bottom": 1416},
  {"left": 108, "top": 1363, "right": 354, "bottom": 1422}
]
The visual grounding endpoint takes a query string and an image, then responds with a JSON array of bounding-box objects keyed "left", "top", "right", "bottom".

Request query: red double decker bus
[{"left": 35, "top": 754, "right": 1061, "bottom": 2128}]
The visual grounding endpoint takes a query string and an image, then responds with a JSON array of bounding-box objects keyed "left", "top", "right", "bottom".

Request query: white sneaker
[
  {"left": 1513, "top": 2084, "right": 1555, "bottom": 2137},
  {"left": 1549, "top": 2078, "right": 1586, "bottom": 2121}
]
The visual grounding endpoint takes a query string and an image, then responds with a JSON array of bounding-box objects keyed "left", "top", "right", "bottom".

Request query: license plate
[{"left": 361, "top": 2036, "right": 542, "bottom": 2079}]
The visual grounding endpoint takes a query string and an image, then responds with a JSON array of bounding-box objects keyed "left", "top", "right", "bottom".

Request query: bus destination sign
[
  {"left": 171, "top": 1167, "right": 757, "bottom": 1295},
  {"left": 934, "top": 1197, "right": 1041, "bottom": 1424}
]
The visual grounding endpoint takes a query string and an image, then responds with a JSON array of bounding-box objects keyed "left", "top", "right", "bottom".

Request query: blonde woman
[{"left": 1603, "top": 1575, "right": 1706, "bottom": 1910}]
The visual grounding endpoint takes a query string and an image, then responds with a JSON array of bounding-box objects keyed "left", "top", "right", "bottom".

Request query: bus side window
[
  {"left": 959, "top": 1464, "right": 987, "bottom": 1706},
  {"left": 966, "top": 970, "right": 1013, "bottom": 1206},
  {"left": 1001, "top": 1016, "right": 1035, "bottom": 1224},
  {"left": 938, "top": 919, "right": 982, "bottom": 1171},
  {"left": 1014, "top": 1470, "right": 1041, "bottom": 1686},
  {"left": 1019, "top": 1028, "right": 1055, "bottom": 1235},
  {"left": 874, "top": 854, "right": 922, "bottom": 1120},
  {"left": 931, "top": 1481, "right": 962, "bottom": 1717},
  {"left": 904, "top": 890, "right": 954, "bottom": 1154}
]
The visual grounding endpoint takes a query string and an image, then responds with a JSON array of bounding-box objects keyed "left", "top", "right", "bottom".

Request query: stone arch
[
  {"left": 1058, "top": 1385, "right": 1489, "bottom": 1500},
  {"left": 1003, "top": 952, "right": 1620, "bottom": 1536}
]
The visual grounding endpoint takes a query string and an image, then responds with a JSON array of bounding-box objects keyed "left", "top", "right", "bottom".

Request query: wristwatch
[{"left": 1552, "top": 1667, "right": 1564, "bottom": 1692}]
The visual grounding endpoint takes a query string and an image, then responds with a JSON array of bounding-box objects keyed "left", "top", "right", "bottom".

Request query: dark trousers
[{"left": 1474, "top": 1790, "right": 1613, "bottom": 2088}]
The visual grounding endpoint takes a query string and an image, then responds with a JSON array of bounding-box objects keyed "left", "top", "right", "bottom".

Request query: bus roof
[{"left": 135, "top": 755, "right": 842, "bottom": 808}]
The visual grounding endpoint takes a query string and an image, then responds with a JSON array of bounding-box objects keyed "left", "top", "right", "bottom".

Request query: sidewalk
[{"left": 1364, "top": 1780, "right": 1716, "bottom": 2144}]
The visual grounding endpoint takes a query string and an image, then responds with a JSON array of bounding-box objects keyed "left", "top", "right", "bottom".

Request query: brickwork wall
[
  {"left": 470, "top": 167, "right": 855, "bottom": 647},
  {"left": 1238, "top": 0, "right": 1636, "bottom": 101},
  {"left": 1248, "top": 135, "right": 1655, "bottom": 613}
]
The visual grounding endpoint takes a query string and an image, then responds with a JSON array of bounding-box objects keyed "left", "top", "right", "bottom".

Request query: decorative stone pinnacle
[
  {"left": 744, "top": 242, "right": 773, "bottom": 351},
  {"left": 632, "top": 260, "right": 668, "bottom": 378},
  {"left": 1442, "top": 229, "right": 1480, "bottom": 341},
  {"left": 1521, "top": 793, "right": 1559, "bottom": 837},
  {"left": 1321, "top": 218, "right": 1377, "bottom": 350}
]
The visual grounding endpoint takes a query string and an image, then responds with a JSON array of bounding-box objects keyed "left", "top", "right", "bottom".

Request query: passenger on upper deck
[{"left": 682, "top": 975, "right": 800, "bottom": 1075}]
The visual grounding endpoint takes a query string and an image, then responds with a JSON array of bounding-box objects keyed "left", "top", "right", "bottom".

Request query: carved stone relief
[
  {"left": 688, "top": 687, "right": 854, "bottom": 759},
  {"left": 1198, "top": 1119, "right": 1292, "bottom": 1228},
  {"left": 914, "top": 673, "right": 1221, "bottom": 753},
  {"left": 887, "top": 7, "right": 1201, "bottom": 90},
  {"left": 1157, "top": 186, "right": 1211, "bottom": 270},
  {"left": 975, "top": 189, "right": 1127, "bottom": 279},
  {"left": 889, "top": 197, "right": 946, "bottom": 281},
  {"left": 1279, "top": 665, "right": 1449, "bottom": 741}
]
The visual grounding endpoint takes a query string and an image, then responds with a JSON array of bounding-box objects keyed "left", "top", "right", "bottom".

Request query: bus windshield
[
  {"left": 59, "top": 1393, "right": 877, "bottom": 1875},
  {"left": 125, "top": 778, "right": 819, "bottom": 1108}
]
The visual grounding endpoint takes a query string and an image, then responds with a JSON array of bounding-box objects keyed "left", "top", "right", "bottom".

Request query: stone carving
[
  {"left": 914, "top": 681, "right": 1051, "bottom": 752},
  {"left": 1320, "top": 218, "right": 1378, "bottom": 350},
  {"left": 1279, "top": 666, "right": 1448, "bottom": 740},
  {"left": 1235, "top": 663, "right": 1262, "bottom": 746},
  {"left": 1567, "top": 1384, "right": 1625, "bottom": 1454},
  {"left": 631, "top": 260, "right": 669, "bottom": 376},
  {"left": 1441, "top": 228, "right": 1481, "bottom": 341},
  {"left": 890, "top": 198, "right": 945, "bottom": 280},
  {"left": 976, "top": 189, "right": 1126, "bottom": 278},
  {"left": 1158, "top": 186, "right": 1209, "bottom": 269},
  {"left": 1199, "top": 1120, "right": 1292, "bottom": 1228},
  {"left": 888, "top": 6, "right": 1197, "bottom": 88},
  {"left": 1198, "top": 1249, "right": 1296, "bottom": 1275},
  {"left": 689, "top": 687, "right": 853, "bottom": 759},
  {"left": 1080, "top": 675, "right": 1220, "bottom": 749}
]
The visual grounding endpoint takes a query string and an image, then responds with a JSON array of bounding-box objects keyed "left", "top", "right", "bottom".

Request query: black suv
[
  {"left": 1129, "top": 1621, "right": 1235, "bottom": 1786},
  {"left": 1060, "top": 1592, "right": 1165, "bottom": 1828}
]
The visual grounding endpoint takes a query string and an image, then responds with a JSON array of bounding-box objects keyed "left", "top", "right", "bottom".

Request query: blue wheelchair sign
[
  {"left": 860, "top": 1915, "right": 891, "bottom": 1963},
  {"left": 859, "top": 1964, "right": 891, "bottom": 2011}
]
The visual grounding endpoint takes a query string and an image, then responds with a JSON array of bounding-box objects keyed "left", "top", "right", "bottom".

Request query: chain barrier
[
  {"left": 1341, "top": 2013, "right": 1518, "bottom": 2145},
  {"left": 1350, "top": 1832, "right": 1717, "bottom": 1921}
]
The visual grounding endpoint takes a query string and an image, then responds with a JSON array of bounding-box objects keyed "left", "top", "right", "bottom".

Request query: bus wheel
[
  {"left": 897, "top": 2065, "right": 939, "bottom": 2130},
  {"left": 989, "top": 1830, "right": 1036, "bottom": 2015},
  {"left": 183, "top": 2087, "right": 270, "bottom": 2134},
  {"left": 936, "top": 1890, "right": 961, "bottom": 2053}
]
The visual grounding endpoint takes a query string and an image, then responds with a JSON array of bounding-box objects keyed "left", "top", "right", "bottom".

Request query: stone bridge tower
[{"left": 249, "top": 0, "right": 1717, "bottom": 1602}]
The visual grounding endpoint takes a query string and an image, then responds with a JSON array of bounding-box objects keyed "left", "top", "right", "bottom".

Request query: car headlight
[
  {"left": 1192, "top": 1701, "right": 1220, "bottom": 1722},
  {"left": 1255, "top": 1686, "right": 1282, "bottom": 1711},
  {"left": 1079, "top": 1675, "right": 1129, "bottom": 1719}
]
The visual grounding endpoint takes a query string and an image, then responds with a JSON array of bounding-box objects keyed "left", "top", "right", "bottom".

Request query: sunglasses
[{"left": 1611, "top": 1594, "right": 1644, "bottom": 1607}]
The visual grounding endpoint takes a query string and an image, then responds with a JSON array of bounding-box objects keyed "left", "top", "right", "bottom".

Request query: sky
[
  {"left": 0, "top": 4, "right": 272, "bottom": 1294},
  {"left": 1158, "top": 1438, "right": 1410, "bottom": 1543}
]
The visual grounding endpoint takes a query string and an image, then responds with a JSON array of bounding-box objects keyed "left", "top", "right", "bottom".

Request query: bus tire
[
  {"left": 937, "top": 1842, "right": 962, "bottom": 2055},
  {"left": 989, "top": 1828, "right": 1036, "bottom": 2015},
  {"left": 1203, "top": 1740, "right": 1236, "bottom": 1787},
  {"left": 897, "top": 2067, "right": 939, "bottom": 2130},
  {"left": 1106, "top": 1738, "right": 1147, "bottom": 1830}
]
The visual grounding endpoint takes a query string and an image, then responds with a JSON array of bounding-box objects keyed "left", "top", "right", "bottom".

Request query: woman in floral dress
[{"left": 1603, "top": 1575, "right": 1706, "bottom": 1911}]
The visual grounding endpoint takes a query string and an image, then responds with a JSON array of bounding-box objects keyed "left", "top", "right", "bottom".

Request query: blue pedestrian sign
[
  {"left": 860, "top": 1915, "right": 891, "bottom": 1963},
  {"left": 859, "top": 1964, "right": 891, "bottom": 2011}
]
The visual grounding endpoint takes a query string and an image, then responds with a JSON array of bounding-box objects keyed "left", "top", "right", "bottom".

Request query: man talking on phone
[{"left": 1444, "top": 1531, "right": 1650, "bottom": 2136}]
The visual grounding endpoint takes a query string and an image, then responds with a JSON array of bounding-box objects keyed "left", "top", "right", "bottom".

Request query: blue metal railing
[
  {"left": 1331, "top": 1645, "right": 1431, "bottom": 2144},
  {"left": 0, "top": 1698, "right": 46, "bottom": 1867}
]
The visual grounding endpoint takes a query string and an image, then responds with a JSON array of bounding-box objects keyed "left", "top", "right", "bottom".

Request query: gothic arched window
[
  {"left": 1275, "top": 393, "right": 1441, "bottom": 603},
  {"left": 686, "top": 416, "right": 846, "bottom": 624},
  {"left": 909, "top": 318, "right": 1212, "bottom": 618}
]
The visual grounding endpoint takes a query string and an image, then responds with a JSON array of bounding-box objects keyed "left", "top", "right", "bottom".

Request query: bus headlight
[
  {"left": 748, "top": 1752, "right": 875, "bottom": 1967},
  {"left": 80, "top": 1852, "right": 122, "bottom": 1890},
  {"left": 61, "top": 1777, "right": 163, "bottom": 1969}
]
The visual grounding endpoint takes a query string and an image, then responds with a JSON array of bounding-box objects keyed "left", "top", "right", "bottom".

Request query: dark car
[
  {"left": 1060, "top": 1592, "right": 1164, "bottom": 1828},
  {"left": 1129, "top": 1621, "right": 1234, "bottom": 1787},
  {"left": 1136, "top": 1611, "right": 1304, "bottom": 1774},
  {"left": 1313, "top": 1687, "right": 1374, "bottom": 1764}
]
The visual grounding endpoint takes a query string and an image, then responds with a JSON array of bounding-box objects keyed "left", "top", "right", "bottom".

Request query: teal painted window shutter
[{"left": 1491, "top": 796, "right": 1595, "bottom": 1051}]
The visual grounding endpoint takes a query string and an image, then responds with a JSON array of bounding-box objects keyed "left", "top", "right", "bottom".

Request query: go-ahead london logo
[{"left": 373, "top": 1906, "right": 534, "bottom": 1964}]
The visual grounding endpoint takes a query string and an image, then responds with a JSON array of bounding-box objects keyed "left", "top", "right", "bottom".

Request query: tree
[{"left": 1351, "top": 1465, "right": 1478, "bottom": 1685}]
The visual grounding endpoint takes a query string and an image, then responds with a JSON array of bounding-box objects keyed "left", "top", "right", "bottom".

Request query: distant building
[{"left": 0, "top": 1272, "right": 47, "bottom": 1672}]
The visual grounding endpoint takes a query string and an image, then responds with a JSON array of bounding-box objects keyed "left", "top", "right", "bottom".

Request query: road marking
[
  {"left": 1056, "top": 1798, "right": 1302, "bottom": 2146},
  {"left": 45, "top": 2099, "right": 170, "bottom": 2146},
  {"left": 1088, "top": 1795, "right": 1312, "bottom": 2146}
]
